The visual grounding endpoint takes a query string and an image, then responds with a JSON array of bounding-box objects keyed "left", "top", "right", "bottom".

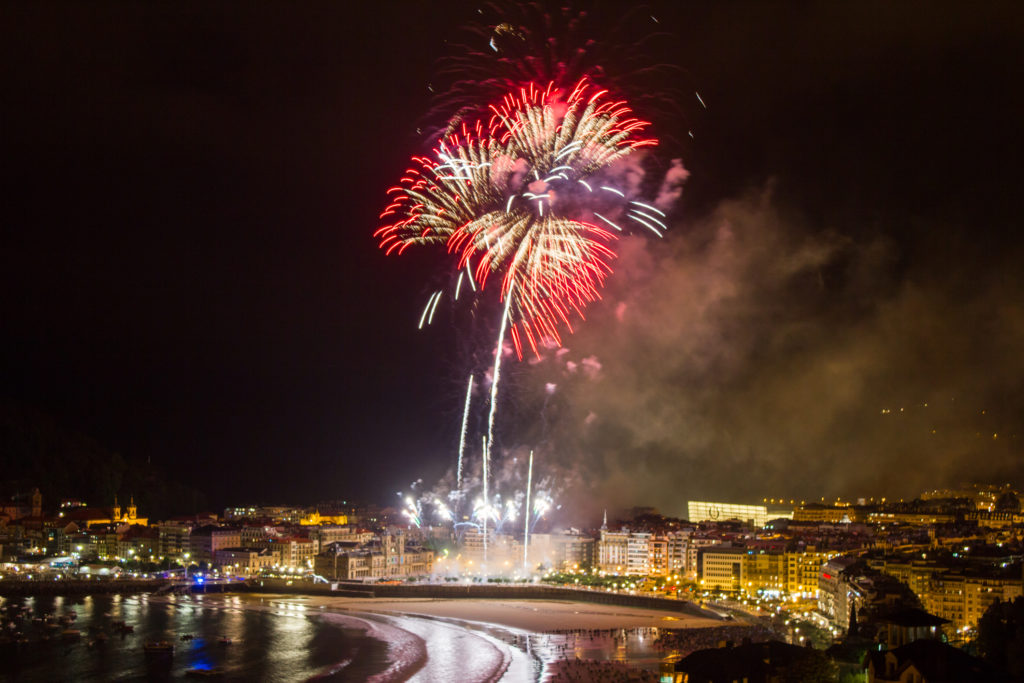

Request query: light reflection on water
[{"left": 0, "top": 593, "right": 389, "bottom": 682}]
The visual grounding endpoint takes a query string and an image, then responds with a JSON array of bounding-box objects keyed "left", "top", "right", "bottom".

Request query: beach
[{"left": 312, "top": 595, "right": 724, "bottom": 632}]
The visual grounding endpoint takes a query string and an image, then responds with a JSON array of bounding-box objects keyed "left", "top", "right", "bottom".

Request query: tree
[
  {"left": 977, "top": 596, "right": 1024, "bottom": 680},
  {"left": 791, "top": 619, "right": 834, "bottom": 649},
  {"left": 777, "top": 649, "right": 839, "bottom": 683}
]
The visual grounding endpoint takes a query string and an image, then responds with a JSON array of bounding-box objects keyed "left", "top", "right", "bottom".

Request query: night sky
[{"left": 3, "top": 2, "right": 1023, "bottom": 516}]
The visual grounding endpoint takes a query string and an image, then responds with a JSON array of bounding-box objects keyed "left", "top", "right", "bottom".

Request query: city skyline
[{"left": 3, "top": 1, "right": 1024, "bottom": 514}]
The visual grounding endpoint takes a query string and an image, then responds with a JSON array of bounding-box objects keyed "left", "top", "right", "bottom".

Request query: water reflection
[{"left": 0, "top": 593, "right": 387, "bottom": 682}]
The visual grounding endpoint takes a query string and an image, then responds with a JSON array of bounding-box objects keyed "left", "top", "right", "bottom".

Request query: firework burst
[{"left": 376, "top": 78, "right": 660, "bottom": 359}]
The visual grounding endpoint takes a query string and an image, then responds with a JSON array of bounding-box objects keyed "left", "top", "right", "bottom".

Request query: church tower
[
  {"left": 112, "top": 495, "right": 121, "bottom": 521},
  {"left": 128, "top": 496, "right": 137, "bottom": 521}
]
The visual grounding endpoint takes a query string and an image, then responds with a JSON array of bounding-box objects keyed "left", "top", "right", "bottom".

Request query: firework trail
[
  {"left": 433, "top": 497, "right": 454, "bottom": 523},
  {"left": 523, "top": 449, "right": 533, "bottom": 572},
  {"left": 456, "top": 373, "right": 474, "bottom": 490},
  {"left": 530, "top": 493, "right": 552, "bottom": 531},
  {"left": 481, "top": 435, "right": 489, "bottom": 568},
  {"left": 400, "top": 494, "right": 422, "bottom": 528}
]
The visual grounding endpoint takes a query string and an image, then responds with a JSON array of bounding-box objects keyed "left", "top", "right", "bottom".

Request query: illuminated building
[
  {"left": 223, "top": 506, "right": 260, "bottom": 521},
  {"left": 224, "top": 506, "right": 307, "bottom": 524},
  {"left": 865, "top": 639, "right": 997, "bottom": 683},
  {"left": 874, "top": 558, "right": 1024, "bottom": 632},
  {"left": 527, "top": 531, "right": 595, "bottom": 571},
  {"left": 817, "top": 557, "right": 859, "bottom": 629},
  {"left": 214, "top": 547, "right": 279, "bottom": 574},
  {"left": 267, "top": 536, "right": 316, "bottom": 569},
  {"left": 626, "top": 532, "right": 652, "bottom": 576},
  {"left": 460, "top": 526, "right": 503, "bottom": 561},
  {"left": 686, "top": 537, "right": 720, "bottom": 578},
  {"left": 0, "top": 488, "right": 42, "bottom": 524},
  {"left": 648, "top": 536, "right": 668, "bottom": 577},
  {"left": 240, "top": 525, "right": 270, "bottom": 547},
  {"left": 155, "top": 521, "right": 192, "bottom": 558},
  {"left": 920, "top": 483, "right": 1018, "bottom": 511},
  {"left": 597, "top": 529, "right": 629, "bottom": 573},
  {"left": 559, "top": 532, "right": 595, "bottom": 571},
  {"left": 314, "top": 531, "right": 434, "bottom": 580},
  {"left": 687, "top": 501, "right": 790, "bottom": 528},
  {"left": 785, "top": 549, "right": 838, "bottom": 596},
  {"left": 698, "top": 547, "right": 830, "bottom": 597},
  {"left": 645, "top": 532, "right": 693, "bottom": 577},
  {"left": 866, "top": 511, "right": 955, "bottom": 525},
  {"left": 963, "top": 510, "right": 1024, "bottom": 528},
  {"left": 698, "top": 546, "right": 746, "bottom": 591},
  {"left": 666, "top": 532, "right": 689, "bottom": 575},
  {"left": 597, "top": 529, "right": 650, "bottom": 575},
  {"left": 62, "top": 496, "right": 148, "bottom": 528},
  {"left": 743, "top": 550, "right": 786, "bottom": 596},
  {"left": 117, "top": 525, "right": 159, "bottom": 560},
  {"left": 872, "top": 608, "right": 948, "bottom": 650},
  {"left": 867, "top": 558, "right": 944, "bottom": 600},
  {"left": 923, "top": 572, "right": 1023, "bottom": 632},
  {"left": 309, "top": 525, "right": 374, "bottom": 548},
  {"left": 793, "top": 504, "right": 857, "bottom": 524},
  {"left": 189, "top": 525, "right": 241, "bottom": 564},
  {"left": 298, "top": 510, "right": 349, "bottom": 526}
]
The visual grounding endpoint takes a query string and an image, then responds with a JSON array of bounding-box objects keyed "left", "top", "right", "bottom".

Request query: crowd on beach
[
  {"left": 542, "top": 623, "right": 780, "bottom": 657},
  {"left": 652, "top": 624, "right": 781, "bottom": 656},
  {"left": 546, "top": 659, "right": 659, "bottom": 683},
  {"left": 538, "top": 623, "right": 784, "bottom": 681}
]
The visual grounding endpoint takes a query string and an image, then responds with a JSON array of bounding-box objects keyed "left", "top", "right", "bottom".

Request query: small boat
[
  {"left": 186, "top": 668, "right": 226, "bottom": 678},
  {"left": 61, "top": 629, "right": 81, "bottom": 640},
  {"left": 143, "top": 641, "right": 174, "bottom": 657},
  {"left": 120, "top": 624, "right": 134, "bottom": 634},
  {"left": 217, "top": 636, "right": 232, "bottom": 645},
  {"left": 180, "top": 633, "right": 194, "bottom": 641}
]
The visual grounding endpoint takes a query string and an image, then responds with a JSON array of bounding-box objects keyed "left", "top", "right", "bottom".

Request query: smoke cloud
[{"left": 513, "top": 186, "right": 1024, "bottom": 517}]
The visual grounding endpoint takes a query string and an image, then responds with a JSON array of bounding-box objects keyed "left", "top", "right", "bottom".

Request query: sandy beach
[{"left": 308, "top": 596, "right": 724, "bottom": 632}]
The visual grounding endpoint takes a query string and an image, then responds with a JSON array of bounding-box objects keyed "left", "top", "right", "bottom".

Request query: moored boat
[{"left": 143, "top": 640, "right": 174, "bottom": 657}]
